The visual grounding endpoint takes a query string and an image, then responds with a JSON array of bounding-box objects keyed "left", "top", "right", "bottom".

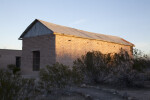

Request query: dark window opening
[
  {"left": 33, "top": 51, "right": 40, "bottom": 71},
  {"left": 16, "top": 56, "right": 21, "bottom": 68},
  {"left": 68, "top": 40, "right": 71, "bottom": 41}
]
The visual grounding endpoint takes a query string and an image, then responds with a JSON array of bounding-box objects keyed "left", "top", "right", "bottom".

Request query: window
[
  {"left": 33, "top": 51, "right": 40, "bottom": 71},
  {"left": 16, "top": 56, "right": 21, "bottom": 68}
]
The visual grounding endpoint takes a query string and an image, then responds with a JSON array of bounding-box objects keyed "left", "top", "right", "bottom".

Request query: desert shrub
[
  {"left": 7, "top": 64, "right": 20, "bottom": 75},
  {"left": 72, "top": 65, "right": 84, "bottom": 84},
  {"left": 39, "top": 62, "right": 83, "bottom": 92},
  {"left": 73, "top": 49, "right": 146, "bottom": 88},
  {"left": 111, "top": 49, "right": 150, "bottom": 88},
  {"left": 73, "top": 49, "right": 132, "bottom": 83},
  {"left": 73, "top": 51, "right": 111, "bottom": 83},
  {"left": 133, "top": 48, "right": 150, "bottom": 72},
  {"left": 110, "top": 69, "right": 145, "bottom": 88},
  {"left": 39, "top": 63, "right": 72, "bottom": 89},
  {"left": 105, "top": 50, "right": 141, "bottom": 88},
  {"left": 0, "top": 68, "right": 36, "bottom": 100}
]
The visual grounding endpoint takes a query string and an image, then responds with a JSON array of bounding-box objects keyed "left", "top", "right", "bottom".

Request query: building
[
  {"left": 19, "top": 19, "right": 134, "bottom": 76},
  {"left": 0, "top": 49, "right": 22, "bottom": 69}
]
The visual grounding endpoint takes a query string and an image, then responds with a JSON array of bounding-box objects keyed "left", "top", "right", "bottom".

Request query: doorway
[{"left": 33, "top": 51, "right": 40, "bottom": 71}]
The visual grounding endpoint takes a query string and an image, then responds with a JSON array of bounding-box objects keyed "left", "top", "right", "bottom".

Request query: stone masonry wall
[
  {"left": 55, "top": 34, "right": 133, "bottom": 66},
  {"left": 0, "top": 49, "right": 22, "bottom": 69},
  {"left": 21, "top": 34, "right": 56, "bottom": 76}
]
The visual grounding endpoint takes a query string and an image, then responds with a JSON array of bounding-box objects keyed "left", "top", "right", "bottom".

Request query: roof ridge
[
  {"left": 19, "top": 19, "right": 134, "bottom": 46},
  {"left": 38, "top": 19, "right": 74, "bottom": 29}
]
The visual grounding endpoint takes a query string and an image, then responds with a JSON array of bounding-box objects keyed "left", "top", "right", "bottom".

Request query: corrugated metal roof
[{"left": 19, "top": 19, "right": 134, "bottom": 46}]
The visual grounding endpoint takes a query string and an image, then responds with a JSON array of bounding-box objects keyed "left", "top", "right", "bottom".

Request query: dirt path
[
  {"left": 70, "top": 87, "right": 124, "bottom": 100},
  {"left": 36, "top": 86, "right": 150, "bottom": 100},
  {"left": 88, "top": 85, "right": 150, "bottom": 100},
  {"left": 118, "top": 89, "right": 150, "bottom": 100}
]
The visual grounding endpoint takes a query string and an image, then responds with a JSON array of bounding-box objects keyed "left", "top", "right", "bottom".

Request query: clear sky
[{"left": 0, "top": 0, "right": 150, "bottom": 54}]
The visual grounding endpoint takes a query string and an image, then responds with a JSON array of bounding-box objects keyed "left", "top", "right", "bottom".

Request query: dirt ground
[
  {"left": 118, "top": 89, "right": 150, "bottom": 100},
  {"left": 95, "top": 84, "right": 150, "bottom": 100},
  {"left": 37, "top": 86, "right": 124, "bottom": 100},
  {"left": 35, "top": 85, "right": 150, "bottom": 100}
]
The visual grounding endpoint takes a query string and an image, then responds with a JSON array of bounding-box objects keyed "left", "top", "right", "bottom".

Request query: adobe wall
[
  {"left": 21, "top": 34, "right": 56, "bottom": 77},
  {"left": 55, "top": 34, "right": 133, "bottom": 66},
  {"left": 0, "top": 49, "right": 22, "bottom": 69}
]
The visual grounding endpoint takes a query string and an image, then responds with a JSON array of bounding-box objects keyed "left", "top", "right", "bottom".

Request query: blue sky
[{"left": 0, "top": 0, "right": 150, "bottom": 54}]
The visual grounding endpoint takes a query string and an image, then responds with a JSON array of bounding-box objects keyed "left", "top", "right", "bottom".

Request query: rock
[
  {"left": 96, "top": 86, "right": 100, "bottom": 89},
  {"left": 113, "top": 92, "right": 117, "bottom": 94},
  {"left": 85, "top": 94, "right": 93, "bottom": 100},
  {"left": 128, "top": 96, "right": 137, "bottom": 100},
  {"left": 80, "top": 84, "right": 86, "bottom": 88},
  {"left": 122, "top": 92, "right": 128, "bottom": 99}
]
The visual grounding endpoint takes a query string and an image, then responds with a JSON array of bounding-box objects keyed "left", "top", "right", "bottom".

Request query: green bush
[
  {"left": 39, "top": 63, "right": 83, "bottom": 91},
  {"left": 133, "top": 48, "right": 150, "bottom": 72},
  {"left": 73, "top": 51, "right": 111, "bottom": 83},
  {"left": 74, "top": 49, "right": 132, "bottom": 83},
  {"left": 73, "top": 49, "right": 146, "bottom": 88},
  {"left": 7, "top": 64, "right": 20, "bottom": 75},
  {"left": 0, "top": 68, "right": 36, "bottom": 100},
  {"left": 72, "top": 65, "right": 84, "bottom": 84}
]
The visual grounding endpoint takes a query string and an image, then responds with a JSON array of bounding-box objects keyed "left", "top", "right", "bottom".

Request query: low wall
[{"left": 0, "top": 49, "right": 22, "bottom": 69}]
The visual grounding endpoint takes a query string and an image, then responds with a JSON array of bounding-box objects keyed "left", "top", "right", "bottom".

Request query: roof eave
[
  {"left": 18, "top": 38, "right": 22, "bottom": 40},
  {"left": 121, "top": 38, "right": 135, "bottom": 47}
]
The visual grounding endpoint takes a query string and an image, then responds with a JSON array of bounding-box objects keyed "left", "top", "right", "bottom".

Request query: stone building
[
  {"left": 0, "top": 49, "right": 22, "bottom": 69},
  {"left": 19, "top": 19, "right": 134, "bottom": 76}
]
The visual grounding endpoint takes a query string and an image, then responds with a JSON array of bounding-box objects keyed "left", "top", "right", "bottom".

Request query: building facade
[{"left": 19, "top": 19, "right": 134, "bottom": 76}]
